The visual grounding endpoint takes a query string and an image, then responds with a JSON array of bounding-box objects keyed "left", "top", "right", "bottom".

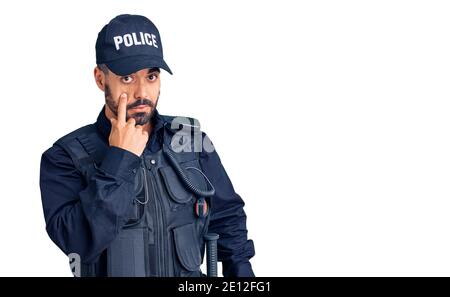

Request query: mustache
[{"left": 127, "top": 98, "right": 154, "bottom": 109}]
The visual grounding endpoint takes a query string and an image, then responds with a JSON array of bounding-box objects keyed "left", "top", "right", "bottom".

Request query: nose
[{"left": 133, "top": 79, "right": 149, "bottom": 101}]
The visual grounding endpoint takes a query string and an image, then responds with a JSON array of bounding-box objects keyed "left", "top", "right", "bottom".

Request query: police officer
[{"left": 39, "top": 14, "right": 255, "bottom": 277}]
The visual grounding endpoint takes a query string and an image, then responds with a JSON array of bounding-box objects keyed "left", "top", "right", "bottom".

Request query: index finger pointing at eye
[{"left": 117, "top": 93, "right": 128, "bottom": 124}]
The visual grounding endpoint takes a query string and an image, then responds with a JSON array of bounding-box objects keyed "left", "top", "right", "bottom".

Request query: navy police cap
[{"left": 96, "top": 14, "right": 173, "bottom": 76}]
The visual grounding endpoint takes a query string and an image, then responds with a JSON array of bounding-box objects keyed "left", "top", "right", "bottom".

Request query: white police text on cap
[{"left": 113, "top": 32, "right": 158, "bottom": 51}]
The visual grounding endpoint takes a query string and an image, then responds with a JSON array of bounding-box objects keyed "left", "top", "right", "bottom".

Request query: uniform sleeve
[
  {"left": 199, "top": 132, "right": 256, "bottom": 277},
  {"left": 39, "top": 144, "right": 141, "bottom": 264}
]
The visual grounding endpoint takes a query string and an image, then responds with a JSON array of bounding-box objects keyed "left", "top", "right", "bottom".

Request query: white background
[{"left": 0, "top": 0, "right": 449, "bottom": 276}]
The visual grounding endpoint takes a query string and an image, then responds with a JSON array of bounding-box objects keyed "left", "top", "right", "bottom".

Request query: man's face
[{"left": 96, "top": 66, "right": 161, "bottom": 125}]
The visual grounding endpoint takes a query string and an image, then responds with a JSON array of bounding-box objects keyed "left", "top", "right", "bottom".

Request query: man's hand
[{"left": 109, "top": 93, "right": 149, "bottom": 157}]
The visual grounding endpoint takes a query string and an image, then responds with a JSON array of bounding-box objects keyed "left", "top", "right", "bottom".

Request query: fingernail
[{"left": 121, "top": 93, "right": 127, "bottom": 98}]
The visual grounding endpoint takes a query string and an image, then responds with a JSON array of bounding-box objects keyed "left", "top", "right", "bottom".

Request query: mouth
[{"left": 130, "top": 105, "right": 150, "bottom": 111}]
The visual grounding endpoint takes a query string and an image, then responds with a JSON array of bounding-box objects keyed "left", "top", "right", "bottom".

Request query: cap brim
[{"left": 105, "top": 55, "right": 173, "bottom": 76}]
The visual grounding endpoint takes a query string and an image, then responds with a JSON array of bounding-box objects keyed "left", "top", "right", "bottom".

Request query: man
[{"left": 39, "top": 14, "right": 255, "bottom": 277}]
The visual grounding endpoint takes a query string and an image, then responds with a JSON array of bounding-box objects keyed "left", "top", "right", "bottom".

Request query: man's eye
[
  {"left": 121, "top": 76, "right": 133, "bottom": 83},
  {"left": 148, "top": 74, "right": 158, "bottom": 81}
]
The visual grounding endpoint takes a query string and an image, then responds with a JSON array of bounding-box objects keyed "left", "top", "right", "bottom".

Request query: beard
[{"left": 104, "top": 84, "right": 160, "bottom": 125}]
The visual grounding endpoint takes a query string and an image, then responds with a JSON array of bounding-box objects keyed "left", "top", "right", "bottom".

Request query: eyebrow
[
  {"left": 148, "top": 67, "right": 160, "bottom": 74},
  {"left": 121, "top": 68, "right": 160, "bottom": 77}
]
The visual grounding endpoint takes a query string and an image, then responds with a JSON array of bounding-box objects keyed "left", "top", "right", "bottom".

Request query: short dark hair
[{"left": 97, "top": 63, "right": 109, "bottom": 74}]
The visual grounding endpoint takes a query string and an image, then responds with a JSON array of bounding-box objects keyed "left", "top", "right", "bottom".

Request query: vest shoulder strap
[
  {"left": 160, "top": 114, "right": 201, "bottom": 131},
  {"left": 160, "top": 114, "right": 202, "bottom": 161}
]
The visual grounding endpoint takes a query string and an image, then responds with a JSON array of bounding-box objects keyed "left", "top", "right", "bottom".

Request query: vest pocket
[
  {"left": 172, "top": 223, "right": 202, "bottom": 276},
  {"left": 159, "top": 159, "right": 208, "bottom": 207},
  {"left": 107, "top": 228, "right": 147, "bottom": 277},
  {"left": 160, "top": 165, "right": 194, "bottom": 204}
]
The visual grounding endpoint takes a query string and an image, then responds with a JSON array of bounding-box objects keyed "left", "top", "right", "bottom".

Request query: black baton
[{"left": 204, "top": 233, "right": 219, "bottom": 277}]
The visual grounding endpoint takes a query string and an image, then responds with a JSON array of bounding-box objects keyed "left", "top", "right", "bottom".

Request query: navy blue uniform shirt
[{"left": 39, "top": 107, "right": 255, "bottom": 277}]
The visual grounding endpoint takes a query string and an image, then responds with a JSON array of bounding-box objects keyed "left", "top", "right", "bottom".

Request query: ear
[{"left": 94, "top": 66, "right": 105, "bottom": 92}]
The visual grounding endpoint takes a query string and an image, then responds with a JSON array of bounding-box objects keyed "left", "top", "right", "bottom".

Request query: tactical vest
[{"left": 54, "top": 116, "right": 215, "bottom": 277}]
